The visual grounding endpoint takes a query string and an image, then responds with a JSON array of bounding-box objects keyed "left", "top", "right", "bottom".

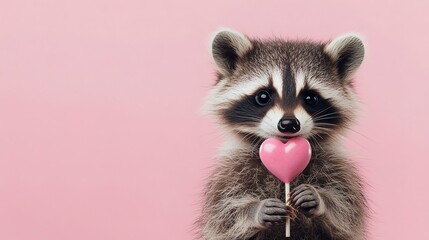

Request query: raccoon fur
[{"left": 197, "top": 29, "right": 368, "bottom": 240}]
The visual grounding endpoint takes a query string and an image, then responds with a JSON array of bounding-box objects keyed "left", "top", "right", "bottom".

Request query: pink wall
[{"left": 0, "top": 1, "right": 428, "bottom": 239}]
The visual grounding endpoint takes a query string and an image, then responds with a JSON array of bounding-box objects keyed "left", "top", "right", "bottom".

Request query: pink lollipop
[{"left": 259, "top": 137, "right": 312, "bottom": 237}]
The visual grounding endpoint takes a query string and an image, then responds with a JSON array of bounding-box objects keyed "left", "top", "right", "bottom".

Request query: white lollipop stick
[
  {"left": 259, "top": 137, "right": 312, "bottom": 238},
  {"left": 285, "top": 182, "right": 290, "bottom": 238}
]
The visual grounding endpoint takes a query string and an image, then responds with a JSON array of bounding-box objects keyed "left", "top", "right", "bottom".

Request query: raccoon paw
[
  {"left": 289, "top": 184, "right": 326, "bottom": 218},
  {"left": 250, "top": 198, "right": 292, "bottom": 228}
]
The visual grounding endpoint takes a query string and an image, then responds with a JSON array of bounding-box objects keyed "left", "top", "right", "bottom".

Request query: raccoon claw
[
  {"left": 286, "top": 205, "right": 298, "bottom": 220},
  {"left": 251, "top": 198, "right": 295, "bottom": 229},
  {"left": 289, "top": 184, "right": 325, "bottom": 217}
]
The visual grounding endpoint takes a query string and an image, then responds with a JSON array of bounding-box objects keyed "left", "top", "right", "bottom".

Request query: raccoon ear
[
  {"left": 211, "top": 29, "right": 253, "bottom": 76},
  {"left": 324, "top": 34, "right": 365, "bottom": 82}
]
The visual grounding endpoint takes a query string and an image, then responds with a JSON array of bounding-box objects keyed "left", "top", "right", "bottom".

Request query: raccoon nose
[{"left": 278, "top": 118, "right": 300, "bottom": 133}]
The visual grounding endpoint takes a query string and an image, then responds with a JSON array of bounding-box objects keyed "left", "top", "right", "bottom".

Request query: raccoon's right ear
[{"left": 211, "top": 29, "right": 253, "bottom": 77}]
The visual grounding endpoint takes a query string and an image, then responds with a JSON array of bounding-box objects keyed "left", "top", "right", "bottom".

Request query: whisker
[
  {"left": 315, "top": 122, "right": 338, "bottom": 127},
  {"left": 311, "top": 106, "right": 334, "bottom": 119},
  {"left": 313, "top": 113, "right": 339, "bottom": 120}
]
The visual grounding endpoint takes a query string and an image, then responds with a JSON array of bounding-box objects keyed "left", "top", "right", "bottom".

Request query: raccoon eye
[
  {"left": 304, "top": 92, "right": 319, "bottom": 106},
  {"left": 255, "top": 90, "right": 272, "bottom": 106}
]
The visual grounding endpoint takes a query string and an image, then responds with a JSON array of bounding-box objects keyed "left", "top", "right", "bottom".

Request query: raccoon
[{"left": 197, "top": 29, "right": 368, "bottom": 240}]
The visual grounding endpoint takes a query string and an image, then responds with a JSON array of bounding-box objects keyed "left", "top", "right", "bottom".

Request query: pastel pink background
[{"left": 0, "top": 1, "right": 428, "bottom": 239}]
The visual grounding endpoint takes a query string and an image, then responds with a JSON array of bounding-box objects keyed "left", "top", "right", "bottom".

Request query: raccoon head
[{"left": 205, "top": 29, "right": 365, "bottom": 146}]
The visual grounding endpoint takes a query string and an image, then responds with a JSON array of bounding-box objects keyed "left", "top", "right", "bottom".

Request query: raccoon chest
[
  {"left": 250, "top": 164, "right": 312, "bottom": 201},
  {"left": 251, "top": 171, "right": 285, "bottom": 200}
]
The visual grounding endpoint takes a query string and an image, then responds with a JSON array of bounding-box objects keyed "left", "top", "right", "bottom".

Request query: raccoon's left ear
[
  {"left": 324, "top": 34, "right": 365, "bottom": 82},
  {"left": 211, "top": 29, "right": 253, "bottom": 77}
]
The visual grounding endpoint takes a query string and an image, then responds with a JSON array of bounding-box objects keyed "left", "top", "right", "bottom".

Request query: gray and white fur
[{"left": 197, "top": 29, "right": 368, "bottom": 240}]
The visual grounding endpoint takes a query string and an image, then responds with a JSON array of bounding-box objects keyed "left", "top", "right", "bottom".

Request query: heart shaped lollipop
[
  {"left": 259, "top": 137, "right": 312, "bottom": 238},
  {"left": 259, "top": 137, "right": 312, "bottom": 183}
]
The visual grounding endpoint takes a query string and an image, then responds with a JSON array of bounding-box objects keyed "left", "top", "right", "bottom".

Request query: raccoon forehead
[
  {"left": 218, "top": 75, "right": 270, "bottom": 102},
  {"left": 240, "top": 40, "right": 332, "bottom": 71},
  {"left": 305, "top": 76, "right": 345, "bottom": 98},
  {"left": 227, "top": 68, "right": 285, "bottom": 97}
]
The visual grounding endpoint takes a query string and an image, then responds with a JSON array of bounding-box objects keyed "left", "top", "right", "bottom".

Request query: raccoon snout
[{"left": 278, "top": 118, "right": 300, "bottom": 134}]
